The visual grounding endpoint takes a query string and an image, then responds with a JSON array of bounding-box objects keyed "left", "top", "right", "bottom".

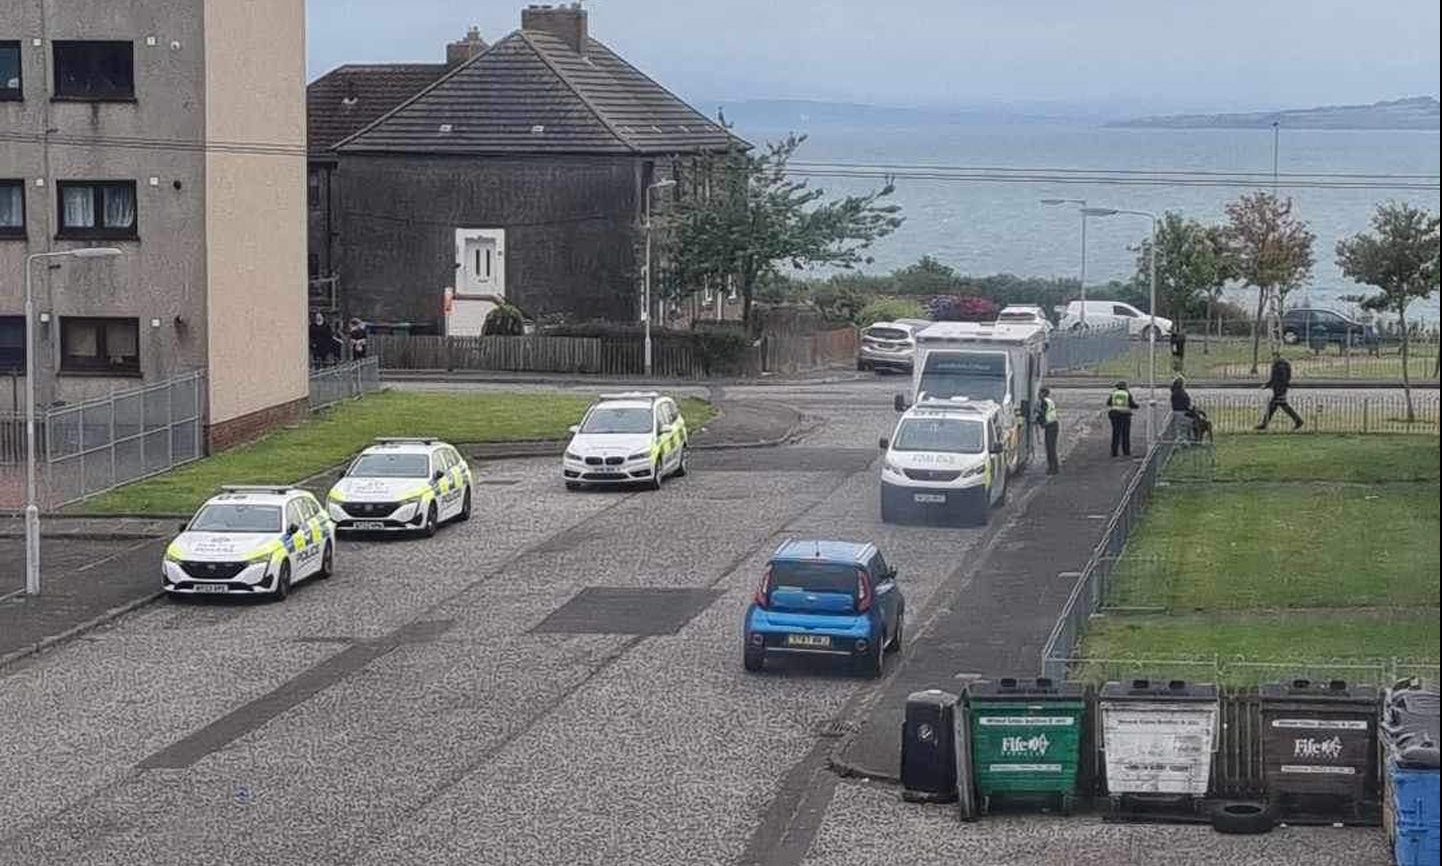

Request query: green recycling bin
[{"left": 968, "top": 677, "right": 1087, "bottom": 813}]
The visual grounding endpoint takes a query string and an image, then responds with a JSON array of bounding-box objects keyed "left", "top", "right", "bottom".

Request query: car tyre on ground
[
  {"left": 649, "top": 461, "right": 664, "bottom": 491},
  {"left": 857, "top": 636, "right": 885, "bottom": 679},
  {"left": 1210, "top": 801, "right": 1274, "bottom": 835},
  {"left": 565, "top": 481, "right": 581, "bottom": 491},
  {"left": 457, "top": 487, "right": 472, "bottom": 522},
  {"left": 743, "top": 647, "right": 765, "bottom": 673},
  {"left": 420, "top": 503, "right": 439, "bottom": 538},
  {"left": 886, "top": 608, "right": 905, "bottom": 653},
  {"left": 272, "top": 560, "right": 292, "bottom": 602},
  {"left": 674, "top": 447, "right": 688, "bottom": 478},
  {"left": 316, "top": 543, "right": 334, "bottom": 580}
]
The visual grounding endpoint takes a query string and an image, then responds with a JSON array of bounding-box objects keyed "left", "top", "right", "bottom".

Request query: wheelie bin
[
  {"left": 968, "top": 677, "right": 1086, "bottom": 813},
  {"left": 901, "top": 689, "right": 960, "bottom": 803},
  {"left": 1259, "top": 679, "right": 1380, "bottom": 822},
  {"left": 1382, "top": 686, "right": 1440, "bottom": 866},
  {"left": 1099, "top": 679, "right": 1219, "bottom": 814}
]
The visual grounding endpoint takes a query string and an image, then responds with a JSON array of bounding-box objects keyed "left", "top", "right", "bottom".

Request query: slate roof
[
  {"left": 336, "top": 30, "right": 742, "bottom": 156},
  {"left": 308, "top": 64, "right": 450, "bottom": 154}
]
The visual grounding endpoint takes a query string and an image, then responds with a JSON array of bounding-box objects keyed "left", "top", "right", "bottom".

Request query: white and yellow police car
[
  {"left": 163, "top": 486, "right": 335, "bottom": 600},
  {"left": 878, "top": 397, "right": 1008, "bottom": 526},
  {"left": 562, "top": 392, "right": 688, "bottom": 491},
  {"left": 326, "top": 438, "right": 472, "bottom": 536}
]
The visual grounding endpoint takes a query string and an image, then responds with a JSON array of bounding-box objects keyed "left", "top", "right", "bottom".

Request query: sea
[{"left": 724, "top": 107, "right": 1441, "bottom": 322}]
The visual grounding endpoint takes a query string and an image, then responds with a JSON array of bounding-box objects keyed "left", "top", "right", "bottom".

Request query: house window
[
  {"left": 307, "top": 170, "right": 322, "bottom": 211},
  {"left": 52, "top": 41, "right": 134, "bottom": 100},
  {"left": 57, "top": 181, "right": 137, "bottom": 239},
  {"left": 0, "top": 179, "right": 24, "bottom": 237},
  {"left": 60, "top": 317, "right": 140, "bottom": 375},
  {"left": 1, "top": 41, "right": 21, "bottom": 100},
  {"left": 0, "top": 317, "right": 25, "bottom": 373}
]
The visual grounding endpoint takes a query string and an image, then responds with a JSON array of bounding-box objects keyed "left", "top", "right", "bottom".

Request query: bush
[
  {"left": 928, "top": 295, "right": 999, "bottom": 322},
  {"left": 809, "top": 283, "right": 870, "bottom": 325},
  {"left": 858, "top": 297, "right": 928, "bottom": 327},
  {"left": 482, "top": 303, "right": 526, "bottom": 336}
]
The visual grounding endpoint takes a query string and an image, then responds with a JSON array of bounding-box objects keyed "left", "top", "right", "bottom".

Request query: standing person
[
  {"left": 347, "top": 317, "right": 368, "bottom": 360},
  {"left": 1034, "top": 387, "right": 1060, "bottom": 475},
  {"left": 308, "top": 310, "right": 329, "bottom": 367},
  {"left": 1170, "top": 376, "right": 1195, "bottom": 442},
  {"left": 1169, "top": 329, "right": 1187, "bottom": 373},
  {"left": 1255, "top": 350, "right": 1304, "bottom": 431},
  {"left": 1106, "top": 381, "right": 1139, "bottom": 458}
]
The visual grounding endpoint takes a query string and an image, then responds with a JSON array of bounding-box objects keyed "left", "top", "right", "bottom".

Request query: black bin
[
  {"left": 1260, "top": 679, "right": 1379, "bottom": 821},
  {"left": 901, "top": 689, "right": 959, "bottom": 803}
]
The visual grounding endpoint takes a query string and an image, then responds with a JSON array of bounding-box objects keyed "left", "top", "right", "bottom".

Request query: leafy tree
[
  {"left": 858, "top": 297, "right": 928, "bottom": 327},
  {"left": 1335, "top": 202, "right": 1441, "bottom": 422},
  {"left": 665, "top": 132, "right": 903, "bottom": 324},
  {"left": 1223, "top": 193, "right": 1315, "bottom": 373},
  {"left": 1134, "top": 214, "right": 1236, "bottom": 353},
  {"left": 892, "top": 255, "right": 964, "bottom": 295}
]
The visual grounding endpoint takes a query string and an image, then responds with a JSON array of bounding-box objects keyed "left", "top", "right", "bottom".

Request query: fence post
[{"left": 1362, "top": 398, "right": 1369, "bottom": 434}]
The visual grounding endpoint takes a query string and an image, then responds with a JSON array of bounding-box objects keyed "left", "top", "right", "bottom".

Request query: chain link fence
[
  {"left": 1045, "top": 323, "right": 1131, "bottom": 372},
  {"left": 309, "top": 356, "right": 381, "bottom": 411}
]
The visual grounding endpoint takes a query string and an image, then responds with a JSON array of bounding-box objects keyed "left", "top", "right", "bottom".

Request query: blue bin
[{"left": 1389, "top": 762, "right": 1439, "bottom": 866}]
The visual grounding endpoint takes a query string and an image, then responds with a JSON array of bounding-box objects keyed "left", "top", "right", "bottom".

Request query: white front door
[{"left": 450, "top": 228, "right": 507, "bottom": 337}]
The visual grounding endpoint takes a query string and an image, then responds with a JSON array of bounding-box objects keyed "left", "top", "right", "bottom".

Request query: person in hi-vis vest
[
  {"left": 1034, "top": 387, "right": 1061, "bottom": 474},
  {"left": 1106, "top": 381, "right": 1140, "bottom": 458}
]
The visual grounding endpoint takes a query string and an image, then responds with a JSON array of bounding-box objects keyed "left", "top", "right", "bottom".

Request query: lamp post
[
  {"left": 1080, "top": 207, "right": 1158, "bottom": 450},
  {"left": 1041, "top": 198, "right": 1088, "bottom": 322},
  {"left": 643, "top": 178, "right": 677, "bottom": 378},
  {"left": 23, "top": 247, "right": 123, "bottom": 595}
]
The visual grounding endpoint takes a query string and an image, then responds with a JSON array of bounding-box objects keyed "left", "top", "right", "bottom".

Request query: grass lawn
[
  {"left": 76, "top": 391, "right": 716, "bottom": 516},
  {"left": 1091, "top": 339, "right": 1439, "bottom": 382},
  {"left": 1078, "top": 609, "right": 1440, "bottom": 686},
  {"left": 1082, "top": 433, "right": 1440, "bottom": 682}
]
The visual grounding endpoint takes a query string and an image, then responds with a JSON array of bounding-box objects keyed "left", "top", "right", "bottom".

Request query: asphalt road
[{"left": 0, "top": 378, "right": 1390, "bottom": 865}]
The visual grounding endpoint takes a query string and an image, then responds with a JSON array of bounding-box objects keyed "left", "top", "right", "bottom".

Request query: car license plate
[
  {"left": 352, "top": 521, "right": 387, "bottom": 530},
  {"left": 193, "top": 583, "right": 228, "bottom": 594},
  {"left": 786, "top": 634, "right": 832, "bottom": 649},
  {"left": 914, "top": 493, "right": 946, "bottom": 504}
]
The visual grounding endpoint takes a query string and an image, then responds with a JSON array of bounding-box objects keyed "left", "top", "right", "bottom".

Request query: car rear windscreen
[
  {"left": 865, "top": 327, "right": 909, "bottom": 341},
  {"left": 770, "top": 561, "right": 858, "bottom": 593}
]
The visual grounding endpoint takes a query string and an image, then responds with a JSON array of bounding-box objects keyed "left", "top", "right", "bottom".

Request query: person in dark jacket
[
  {"left": 308, "top": 310, "right": 330, "bottom": 367},
  {"left": 1170, "top": 377, "right": 1197, "bottom": 442},
  {"left": 1034, "top": 387, "right": 1061, "bottom": 474},
  {"left": 1256, "top": 351, "right": 1303, "bottom": 430},
  {"left": 1106, "top": 381, "right": 1140, "bottom": 457},
  {"left": 347, "top": 317, "right": 368, "bottom": 360},
  {"left": 1169, "top": 330, "right": 1187, "bottom": 373}
]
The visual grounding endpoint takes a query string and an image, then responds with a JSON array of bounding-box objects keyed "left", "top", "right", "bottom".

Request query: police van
[
  {"left": 878, "top": 397, "right": 1008, "bottom": 526},
  {"left": 163, "top": 486, "right": 335, "bottom": 600},
  {"left": 326, "top": 438, "right": 473, "bottom": 536},
  {"left": 562, "top": 392, "right": 688, "bottom": 490}
]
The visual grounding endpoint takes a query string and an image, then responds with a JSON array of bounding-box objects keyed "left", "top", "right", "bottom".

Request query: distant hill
[{"left": 1110, "top": 97, "right": 1439, "bottom": 130}]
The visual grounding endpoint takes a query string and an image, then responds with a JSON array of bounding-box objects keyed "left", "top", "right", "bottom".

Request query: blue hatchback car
[{"left": 743, "top": 540, "right": 905, "bottom": 678}]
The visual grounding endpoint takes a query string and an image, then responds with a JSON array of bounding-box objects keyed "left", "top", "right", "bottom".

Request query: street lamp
[
  {"left": 1040, "top": 198, "right": 1088, "bottom": 322},
  {"left": 643, "top": 178, "right": 677, "bottom": 378},
  {"left": 1080, "top": 206, "right": 1159, "bottom": 451},
  {"left": 23, "top": 247, "right": 123, "bottom": 595}
]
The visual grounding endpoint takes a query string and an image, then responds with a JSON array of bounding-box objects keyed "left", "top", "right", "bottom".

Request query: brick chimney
[
  {"left": 446, "top": 26, "right": 487, "bottom": 66},
  {"left": 521, "top": 4, "right": 588, "bottom": 53}
]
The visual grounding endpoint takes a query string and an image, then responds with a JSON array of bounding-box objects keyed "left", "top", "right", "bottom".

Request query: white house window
[
  {"left": 0, "top": 179, "right": 24, "bottom": 236},
  {"left": 57, "top": 181, "right": 137, "bottom": 238},
  {"left": 60, "top": 317, "right": 140, "bottom": 375}
]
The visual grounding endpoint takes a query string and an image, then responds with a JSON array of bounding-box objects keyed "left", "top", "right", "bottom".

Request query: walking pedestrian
[
  {"left": 1255, "top": 350, "right": 1304, "bottom": 431},
  {"left": 1169, "top": 329, "right": 1187, "bottom": 374},
  {"left": 1034, "top": 387, "right": 1060, "bottom": 474},
  {"left": 1106, "top": 381, "right": 1139, "bottom": 457}
]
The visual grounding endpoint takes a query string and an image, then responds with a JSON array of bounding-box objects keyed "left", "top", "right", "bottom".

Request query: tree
[
  {"left": 1134, "top": 214, "right": 1236, "bottom": 353},
  {"left": 892, "top": 255, "right": 963, "bottom": 296},
  {"left": 1223, "top": 193, "right": 1315, "bottom": 373},
  {"left": 1336, "top": 202, "right": 1440, "bottom": 422},
  {"left": 665, "top": 133, "right": 903, "bottom": 325}
]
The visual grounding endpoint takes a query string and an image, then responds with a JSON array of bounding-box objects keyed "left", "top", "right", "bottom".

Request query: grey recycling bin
[
  {"left": 901, "top": 689, "right": 959, "bottom": 803},
  {"left": 1099, "top": 679, "right": 1219, "bottom": 803}
]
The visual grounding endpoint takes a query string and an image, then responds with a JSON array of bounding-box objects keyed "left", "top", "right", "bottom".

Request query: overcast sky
[{"left": 307, "top": 0, "right": 1440, "bottom": 114}]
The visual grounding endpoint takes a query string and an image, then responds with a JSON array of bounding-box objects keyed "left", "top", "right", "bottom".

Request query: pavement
[{"left": 0, "top": 378, "right": 1389, "bottom": 865}]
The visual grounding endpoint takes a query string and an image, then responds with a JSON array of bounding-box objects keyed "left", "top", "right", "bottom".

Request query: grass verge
[{"left": 75, "top": 391, "right": 716, "bottom": 516}]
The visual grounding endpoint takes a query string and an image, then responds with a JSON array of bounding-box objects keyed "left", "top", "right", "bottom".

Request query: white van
[
  {"left": 879, "top": 397, "right": 1007, "bottom": 526},
  {"left": 1057, "top": 300, "right": 1172, "bottom": 339}
]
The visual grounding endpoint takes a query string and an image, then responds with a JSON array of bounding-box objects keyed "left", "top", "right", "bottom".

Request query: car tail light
[
  {"left": 753, "top": 565, "right": 773, "bottom": 608},
  {"left": 855, "top": 569, "right": 873, "bottom": 612}
]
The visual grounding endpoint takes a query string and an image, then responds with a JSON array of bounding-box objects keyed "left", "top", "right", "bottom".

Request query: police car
[
  {"left": 878, "top": 397, "right": 1008, "bottom": 525},
  {"left": 163, "top": 486, "right": 335, "bottom": 600},
  {"left": 561, "top": 392, "right": 688, "bottom": 490},
  {"left": 326, "top": 438, "right": 473, "bottom": 536}
]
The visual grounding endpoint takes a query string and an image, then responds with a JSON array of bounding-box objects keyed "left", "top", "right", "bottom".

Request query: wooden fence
[{"left": 373, "top": 328, "right": 857, "bottom": 378}]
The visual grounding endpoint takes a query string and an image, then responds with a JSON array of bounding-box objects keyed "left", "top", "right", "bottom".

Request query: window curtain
[
  {"left": 105, "top": 321, "right": 138, "bottom": 359},
  {"left": 63, "top": 186, "right": 95, "bottom": 228},
  {"left": 102, "top": 184, "right": 135, "bottom": 228},
  {"left": 0, "top": 184, "right": 20, "bottom": 227},
  {"left": 67, "top": 322, "right": 99, "bottom": 358}
]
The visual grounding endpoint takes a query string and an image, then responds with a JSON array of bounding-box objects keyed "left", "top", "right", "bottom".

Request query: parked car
[
  {"left": 327, "top": 438, "right": 472, "bottom": 536},
  {"left": 562, "top": 392, "right": 688, "bottom": 490},
  {"left": 858, "top": 321, "right": 925, "bottom": 372},
  {"left": 996, "top": 305, "right": 1053, "bottom": 332},
  {"left": 742, "top": 539, "right": 905, "bottom": 678},
  {"left": 1057, "top": 300, "right": 1172, "bottom": 339},
  {"left": 1281, "top": 308, "right": 1377, "bottom": 347}
]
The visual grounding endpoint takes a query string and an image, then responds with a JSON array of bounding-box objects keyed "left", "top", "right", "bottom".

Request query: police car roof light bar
[
  {"left": 598, "top": 391, "right": 660, "bottom": 401},
  {"left": 219, "top": 484, "right": 294, "bottom": 495},
  {"left": 373, "top": 437, "right": 437, "bottom": 445}
]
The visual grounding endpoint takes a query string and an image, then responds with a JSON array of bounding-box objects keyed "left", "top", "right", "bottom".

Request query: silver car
[{"left": 858, "top": 321, "right": 924, "bottom": 372}]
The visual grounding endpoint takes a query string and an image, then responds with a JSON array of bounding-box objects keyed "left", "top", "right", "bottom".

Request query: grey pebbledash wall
[{"left": 334, "top": 153, "right": 644, "bottom": 329}]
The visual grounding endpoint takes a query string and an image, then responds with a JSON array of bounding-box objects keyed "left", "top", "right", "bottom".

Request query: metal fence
[
  {"left": 1197, "top": 390, "right": 1440, "bottom": 435},
  {"left": 1084, "top": 335, "right": 1441, "bottom": 383},
  {"left": 1046, "top": 323, "right": 1131, "bottom": 372},
  {"left": 34, "top": 371, "right": 206, "bottom": 508},
  {"left": 309, "top": 356, "right": 382, "bottom": 411}
]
